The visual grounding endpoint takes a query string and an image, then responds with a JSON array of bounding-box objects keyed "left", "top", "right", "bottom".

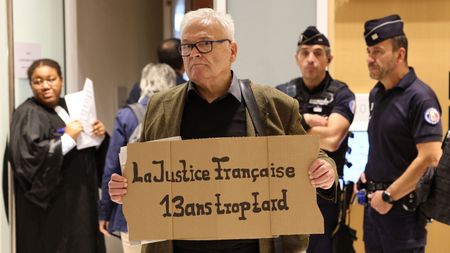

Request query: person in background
[
  {"left": 359, "top": 14, "right": 442, "bottom": 253},
  {"left": 9, "top": 58, "right": 108, "bottom": 253},
  {"left": 158, "top": 38, "right": 187, "bottom": 85},
  {"left": 277, "top": 26, "right": 355, "bottom": 253},
  {"left": 126, "top": 38, "right": 186, "bottom": 104},
  {"left": 109, "top": 8, "right": 337, "bottom": 253},
  {"left": 98, "top": 63, "right": 176, "bottom": 253}
]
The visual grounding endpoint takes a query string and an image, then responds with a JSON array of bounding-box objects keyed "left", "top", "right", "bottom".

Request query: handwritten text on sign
[{"left": 123, "top": 135, "right": 323, "bottom": 241}]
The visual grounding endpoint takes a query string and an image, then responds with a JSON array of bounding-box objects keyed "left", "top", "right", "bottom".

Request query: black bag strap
[{"left": 239, "top": 79, "right": 266, "bottom": 136}]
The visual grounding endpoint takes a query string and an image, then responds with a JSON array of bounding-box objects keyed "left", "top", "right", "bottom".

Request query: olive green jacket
[{"left": 140, "top": 81, "right": 337, "bottom": 253}]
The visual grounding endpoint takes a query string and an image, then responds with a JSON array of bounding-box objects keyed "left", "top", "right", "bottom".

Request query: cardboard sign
[{"left": 123, "top": 135, "right": 323, "bottom": 241}]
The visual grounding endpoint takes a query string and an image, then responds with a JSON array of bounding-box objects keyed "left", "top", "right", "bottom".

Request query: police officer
[
  {"left": 277, "top": 26, "right": 355, "bottom": 253},
  {"left": 360, "top": 14, "right": 442, "bottom": 253}
]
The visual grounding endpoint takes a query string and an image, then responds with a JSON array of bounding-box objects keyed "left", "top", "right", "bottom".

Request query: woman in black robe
[{"left": 9, "top": 58, "right": 108, "bottom": 253}]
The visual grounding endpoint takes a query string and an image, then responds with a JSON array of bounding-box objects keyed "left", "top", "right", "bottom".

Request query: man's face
[
  {"left": 181, "top": 20, "right": 237, "bottom": 86},
  {"left": 296, "top": 45, "right": 329, "bottom": 84},
  {"left": 366, "top": 39, "right": 398, "bottom": 81},
  {"left": 30, "top": 65, "right": 62, "bottom": 108}
]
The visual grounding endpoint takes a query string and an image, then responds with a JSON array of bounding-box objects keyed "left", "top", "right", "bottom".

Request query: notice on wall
[
  {"left": 14, "top": 42, "right": 41, "bottom": 79},
  {"left": 123, "top": 135, "right": 324, "bottom": 241},
  {"left": 349, "top": 93, "right": 370, "bottom": 131}
]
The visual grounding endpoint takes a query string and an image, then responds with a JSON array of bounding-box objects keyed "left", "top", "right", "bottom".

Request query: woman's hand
[
  {"left": 92, "top": 120, "right": 105, "bottom": 136},
  {"left": 65, "top": 120, "right": 83, "bottom": 140}
]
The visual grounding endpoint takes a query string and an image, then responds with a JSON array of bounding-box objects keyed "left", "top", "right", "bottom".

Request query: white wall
[
  {"left": 0, "top": 0, "right": 11, "bottom": 250},
  {"left": 12, "top": 0, "right": 65, "bottom": 107},
  {"left": 227, "top": 0, "right": 316, "bottom": 86}
]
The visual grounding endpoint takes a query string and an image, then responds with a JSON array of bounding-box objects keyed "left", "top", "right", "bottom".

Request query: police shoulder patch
[
  {"left": 349, "top": 100, "right": 356, "bottom": 114},
  {"left": 424, "top": 107, "right": 440, "bottom": 125}
]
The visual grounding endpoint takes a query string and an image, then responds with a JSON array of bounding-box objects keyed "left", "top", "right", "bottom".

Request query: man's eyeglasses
[
  {"left": 31, "top": 77, "right": 59, "bottom": 87},
  {"left": 179, "top": 39, "right": 231, "bottom": 57}
]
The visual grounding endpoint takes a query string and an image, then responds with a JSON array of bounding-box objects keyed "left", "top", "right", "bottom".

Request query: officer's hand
[
  {"left": 304, "top": 114, "right": 328, "bottom": 127},
  {"left": 65, "top": 120, "right": 83, "bottom": 140},
  {"left": 308, "top": 159, "right": 335, "bottom": 189},
  {"left": 354, "top": 172, "right": 367, "bottom": 195},
  {"left": 109, "top": 173, "right": 128, "bottom": 204},
  {"left": 99, "top": 220, "right": 112, "bottom": 237},
  {"left": 91, "top": 120, "right": 106, "bottom": 137},
  {"left": 368, "top": 190, "right": 393, "bottom": 215}
]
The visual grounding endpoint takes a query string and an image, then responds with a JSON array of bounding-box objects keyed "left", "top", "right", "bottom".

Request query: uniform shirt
[
  {"left": 178, "top": 73, "right": 258, "bottom": 252},
  {"left": 365, "top": 68, "right": 442, "bottom": 182},
  {"left": 277, "top": 72, "right": 355, "bottom": 175}
]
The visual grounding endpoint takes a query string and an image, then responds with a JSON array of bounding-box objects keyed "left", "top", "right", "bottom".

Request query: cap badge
[{"left": 371, "top": 33, "right": 378, "bottom": 40}]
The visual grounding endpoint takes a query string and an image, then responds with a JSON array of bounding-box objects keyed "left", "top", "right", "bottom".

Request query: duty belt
[
  {"left": 357, "top": 180, "right": 419, "bottom": 212},
  {"left": 366, "top": 181, "right": 391, "bottom": 192}
]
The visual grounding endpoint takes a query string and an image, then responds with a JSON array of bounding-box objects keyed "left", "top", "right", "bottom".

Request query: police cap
[
  {"left": 364, "top": 14, "right": 405, "bottom": 46},
  {"left": 297, "top": 26, "right": 330, "bottom": 47}
]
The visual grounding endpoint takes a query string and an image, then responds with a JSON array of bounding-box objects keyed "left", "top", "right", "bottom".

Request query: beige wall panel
[
  {"left": 77, "top": 0, "right": 163, "bottom": 131},
  {"left": 334, "top": 0, "right": 450, "bottom": 252}
]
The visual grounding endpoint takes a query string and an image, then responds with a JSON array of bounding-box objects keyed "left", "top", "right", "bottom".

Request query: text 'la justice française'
[{"left": 132, "top": 156, "right": 296, "bottom": 183}]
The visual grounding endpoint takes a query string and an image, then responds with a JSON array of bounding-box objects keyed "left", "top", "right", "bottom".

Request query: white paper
[
  {"left": 119, "top": 146, "right": 128, "bottom": 173},
  {"left": 349, "top": 93, "right": 370, "bottom": 131},
  {"left": 65, "top": 78, "right": 103, "bottom": 149}
]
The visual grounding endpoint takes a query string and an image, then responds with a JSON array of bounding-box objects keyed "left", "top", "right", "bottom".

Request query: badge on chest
[{"left": 308, "top": 92, "right": 334, "bottom": 114}]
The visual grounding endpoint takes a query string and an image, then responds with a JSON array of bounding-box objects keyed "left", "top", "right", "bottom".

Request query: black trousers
[{"left": 307, "top": 196, "right": 340, "bottom": 253}]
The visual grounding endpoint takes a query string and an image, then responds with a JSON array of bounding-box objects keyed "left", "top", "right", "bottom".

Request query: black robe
[{"left": 9, "top": 97, "right": 107, "bottom": 253}]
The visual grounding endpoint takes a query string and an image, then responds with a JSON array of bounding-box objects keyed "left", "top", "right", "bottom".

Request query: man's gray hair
[
  {"left": 139, "top": 63, "right": 176, "bottom": 98},
  {"left": 180, "top": 8, "right": 235, "bottom": 41}
]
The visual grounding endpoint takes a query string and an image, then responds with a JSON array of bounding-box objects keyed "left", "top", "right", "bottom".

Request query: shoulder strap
[
  {"left": 126, "top": 103, "right": 147, "bottom": 143},
  {"left": 127, "top": 103, "right": 146, "bottom": 123},
  {"left": 327, "top": 79, "right": 347, "bottom": 93},
  {"left": 239, "top": 79, "right": 266, "bottom": 136}
]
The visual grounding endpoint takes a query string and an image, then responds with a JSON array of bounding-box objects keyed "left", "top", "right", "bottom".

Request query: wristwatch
[{"left": 382, "top": 190, "right": 394, "bottom": 204}]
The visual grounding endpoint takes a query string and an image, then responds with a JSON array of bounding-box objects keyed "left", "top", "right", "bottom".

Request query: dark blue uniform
[
  {"left": 364, "top": 68, "right": 442, "bottom": 253},
  {"left": 277, "top": 72, "right": 355, "bottom": 253}
]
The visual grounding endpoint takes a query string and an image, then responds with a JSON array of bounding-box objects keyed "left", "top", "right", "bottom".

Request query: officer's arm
[
  {"left": 386, "top": 141, "right": 441, "bottom": 201},
  {"left": 308, "top": 113, "right": 350, "bottom": 152}
]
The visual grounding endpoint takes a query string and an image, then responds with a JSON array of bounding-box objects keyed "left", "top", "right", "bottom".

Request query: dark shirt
[
  {"left": 176, "top": 74, "right": 187, "bottom": 85},
  {"left": 276, "top": 72, "right": 355, "bottom": 176},
  {"left": 177, "top": 74, "right": 258, "bottom": 252},
  {"left": 365, "top": 68, "right": 442, "bottom": 182}
]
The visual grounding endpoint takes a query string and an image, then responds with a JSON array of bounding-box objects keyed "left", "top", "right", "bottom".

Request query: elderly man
[
  {"left": 109, "top": 8, "right": 337, "bottom": 253},
  {"left": 360, "top": 14, "right": 442, "bottom": 253},
  {"left": 277, "top": 26, "right": 355, "bottom": 253}
]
